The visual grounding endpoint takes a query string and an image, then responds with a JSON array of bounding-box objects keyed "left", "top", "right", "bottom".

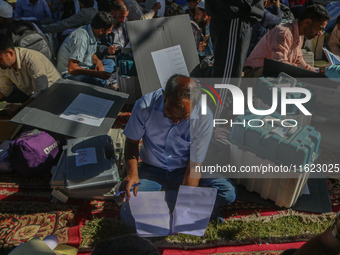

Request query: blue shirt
[
  {"left": 14, "top": 0, "right": 52, "bottom": 20},
  {"left": 57, "top": 25, "right": 97, "bottom": 74},
  {"left": 123, "top": 89, "right": 213, "bottom": 171}
]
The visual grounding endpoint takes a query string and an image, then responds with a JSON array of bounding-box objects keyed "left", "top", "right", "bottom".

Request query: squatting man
[{"left": 119, "top": 74, "right": 236, "bottom": 224}]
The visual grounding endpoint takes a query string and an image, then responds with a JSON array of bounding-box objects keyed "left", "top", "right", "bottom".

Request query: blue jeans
[
  {"left": 120, "top": 163, "right": 236, "bottom": 228},
  {"left": 66, "top": 59, "right": 115, "bottom": 87}
]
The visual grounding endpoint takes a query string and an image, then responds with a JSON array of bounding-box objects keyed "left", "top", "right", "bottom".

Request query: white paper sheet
[
  {"left": 129, "top": 186, "right": 217, "bottom": 237},
  {"left": 157, "top": 0, "right": 165, "bottom": 17},
  {"left": 75, "top": 147, "right": 97, "bottom": 167},
  {"left": 129, "top": 191, "right": 172, "bottom": 237},
  {"left": 172, "top": 186, "right": 217, "bottom": 236},
  {"left": 151, "top": 45, "right": 189, "bottom": 89},
  {"left": 60, "top": 93, "right": 114, "bottom": 127}
]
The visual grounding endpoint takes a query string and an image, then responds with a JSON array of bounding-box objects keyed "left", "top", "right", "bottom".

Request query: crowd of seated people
[{"left": 0, "top": 0, "right": 339, "bottom": 117}]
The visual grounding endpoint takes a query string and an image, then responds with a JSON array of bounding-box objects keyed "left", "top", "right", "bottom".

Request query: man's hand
[
  {"left": 199, "top": 41, "right": 207, "bottom": 52},
  {"left": 94, "top": 71, "right": 111, "bottom": 80},
  {"left": 182, "top": 161, "right": 202, "bottom": 187},
  {"left": 5, "top": 103, "right": 21, "bottom": 116},
  {"left": 152, "top": 2, "right": 161, "bottom": 12},
  {"left": 120, "top": 174, "right": 140, "bottom": 202},
  {"left": 95, "top": 60, "right": 105, "bottom": 72},
  {"left": 108, "top": 45, "right": 117, "bottom": 55},
  {"left": 182, "top": 175, "right": 200, "bottom": 187}
]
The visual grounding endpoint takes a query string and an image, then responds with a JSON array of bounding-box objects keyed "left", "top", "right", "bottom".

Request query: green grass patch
[
  {"left": 80, "top": 212, "right": 335, "bottom": 248},
  {"left": 80, "top": 217, "right": 131, "bottom": 248}
]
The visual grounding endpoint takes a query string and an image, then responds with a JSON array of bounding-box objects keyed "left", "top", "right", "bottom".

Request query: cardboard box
[{"left": 0, "top": 120, "right": 22, "bottom": 142}]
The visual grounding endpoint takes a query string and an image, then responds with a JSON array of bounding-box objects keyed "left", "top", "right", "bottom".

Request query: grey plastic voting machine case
[
  {"left": 126, "top": 14, "right": 200, "bottom": 95},
  {"left": 11, "top": 79, "right": 129, "bottom": 138},
  {"left": 50, "top": 135, "right": 120, "bottom": 199}
]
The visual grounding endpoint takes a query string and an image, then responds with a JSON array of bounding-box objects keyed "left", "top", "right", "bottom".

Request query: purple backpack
[{"left": 10, "top": 130, "right": 59, "bottom": 176}]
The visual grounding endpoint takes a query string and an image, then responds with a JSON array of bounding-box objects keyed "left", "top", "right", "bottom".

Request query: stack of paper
[{"left": 129, "top": 186, "right": 217, "bottom": 237}]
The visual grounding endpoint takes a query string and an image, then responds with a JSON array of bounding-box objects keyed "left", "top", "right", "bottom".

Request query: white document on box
[
  {"left": 157, "top": 0, "right": 165, "bottom": 17},
  {"left": 172, "top": 186, "right": 217, "bottom": 236},
  {"left": 151, "top": 45, "right": 189, "bottom": 89},
  {"left": 129, "top": 191, "right": 172, "bottom": 237},
  {"left": 60, "top": 93, "right": 114, "bottom": 127}
]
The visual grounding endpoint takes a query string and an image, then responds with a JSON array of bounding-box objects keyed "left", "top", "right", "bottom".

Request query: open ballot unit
[
  {"left": 126, "top": 14, "right": 200, "bottom": 94},
  {"left": 222, "top": 60, "right": 339, "bottom": 208},
  {"left": 11, "top": 79, "right": 128, "bottom": 201}
]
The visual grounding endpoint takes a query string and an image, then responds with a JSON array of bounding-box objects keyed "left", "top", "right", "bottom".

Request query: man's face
[
  {"left": 0, "top": 50, "right": 15, "bottom": 69},
  {"left": 304, "top": 20, "right": 328, "bottom": 40},
  {"left": 195, "top": 8, "right": 207, "bottom": 29},
  {"left": 188, "top": 0, "right": 199, "bottom": 9},
  {"left": 111, "top": 9, "right": 129, "bottom": 25},
  {"left": 163, "top": 97, "right": 191, "bottom": 125},
  {"left": 96, "top": 25, "right": 113, "bottom": 39}
]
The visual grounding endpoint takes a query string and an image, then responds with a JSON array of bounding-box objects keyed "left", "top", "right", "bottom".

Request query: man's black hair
[
  {"left": 79, "top": 0, "right": 94, "bottom": 8},
  {"left": 91, "top": 11, "right": 115, "bottom": 30},
  {"left": 298, "top": 4, "right": 330, "bottom": 23},
  {"left": 108, "top": 0, "right": 128, "bottom": 12},
  {"left": 164, "top": 74, "right": 201, "bottom": 108},
  {"left": 164, "top": 3, "right": 185, "bottom": 17},
  {"left": 92, "top": 234, "right": 159, "bottom": 255},
  {"left": 0, "top": 34, "right": 14, "bottom": 52}
]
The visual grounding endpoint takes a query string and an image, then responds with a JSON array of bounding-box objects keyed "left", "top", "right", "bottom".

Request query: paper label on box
[
  {"left": 75, "top": 147, "right": 97, "bottom": 166},
  {"left": 60, "top": 93, "right": 114, "bottom": 127},
  {"left": 151, "top": 45, "right": 189, "bottom": 89}
]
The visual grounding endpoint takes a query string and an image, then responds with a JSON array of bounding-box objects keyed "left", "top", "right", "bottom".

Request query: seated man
[
  {"left": 194, "top": 1, "right": 213, "bottom": 60},
  {"left": 96, "top": 0, "right": 129, "bottom": 59},
  {"left": 0, "top": 34, "right": 61, "bottom": 113},
  {"left": 328, "top": 15, "right": 340, "bottom": 57},
  {"left": 57, "top": 11, "right": 115, "bottom": 87},
  {"left": 125, "top": 0, "right": 161, "bottom": 21},
  {"left": 244, "top": 4, "right": 329, "bottom": 78},
  {"left": 14, "top": 0, "right": 52, "bottom": 23},
  {"left": 120, "top": 74, "right": 236, "bottom": 224}
]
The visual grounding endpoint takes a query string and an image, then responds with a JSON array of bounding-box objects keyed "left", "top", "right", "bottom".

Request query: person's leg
[
  {"left": 199, "top": 178, "right": 236, "bottom": 209},
  {"left": 210, "top": 18, "right": 251, "bottom": 79},
  {"left": 2, "top": 87, "right": 29, "bottom": 103},
  {"left": 101, "top": 58, "right": 115, "bottom": 73},
  {"left": 81, "top": 59, "right": 115, "bottom": 87},
  {"left": 66, "top": 74, "right": 100, "bottom": 85},
  {"left": 210, "top": 18, "right": 251, "bottom": 119}
]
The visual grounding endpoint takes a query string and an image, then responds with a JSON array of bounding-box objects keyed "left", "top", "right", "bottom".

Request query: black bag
[{"left": 7, "top": 20, "right": 55, "bottom": 62}]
